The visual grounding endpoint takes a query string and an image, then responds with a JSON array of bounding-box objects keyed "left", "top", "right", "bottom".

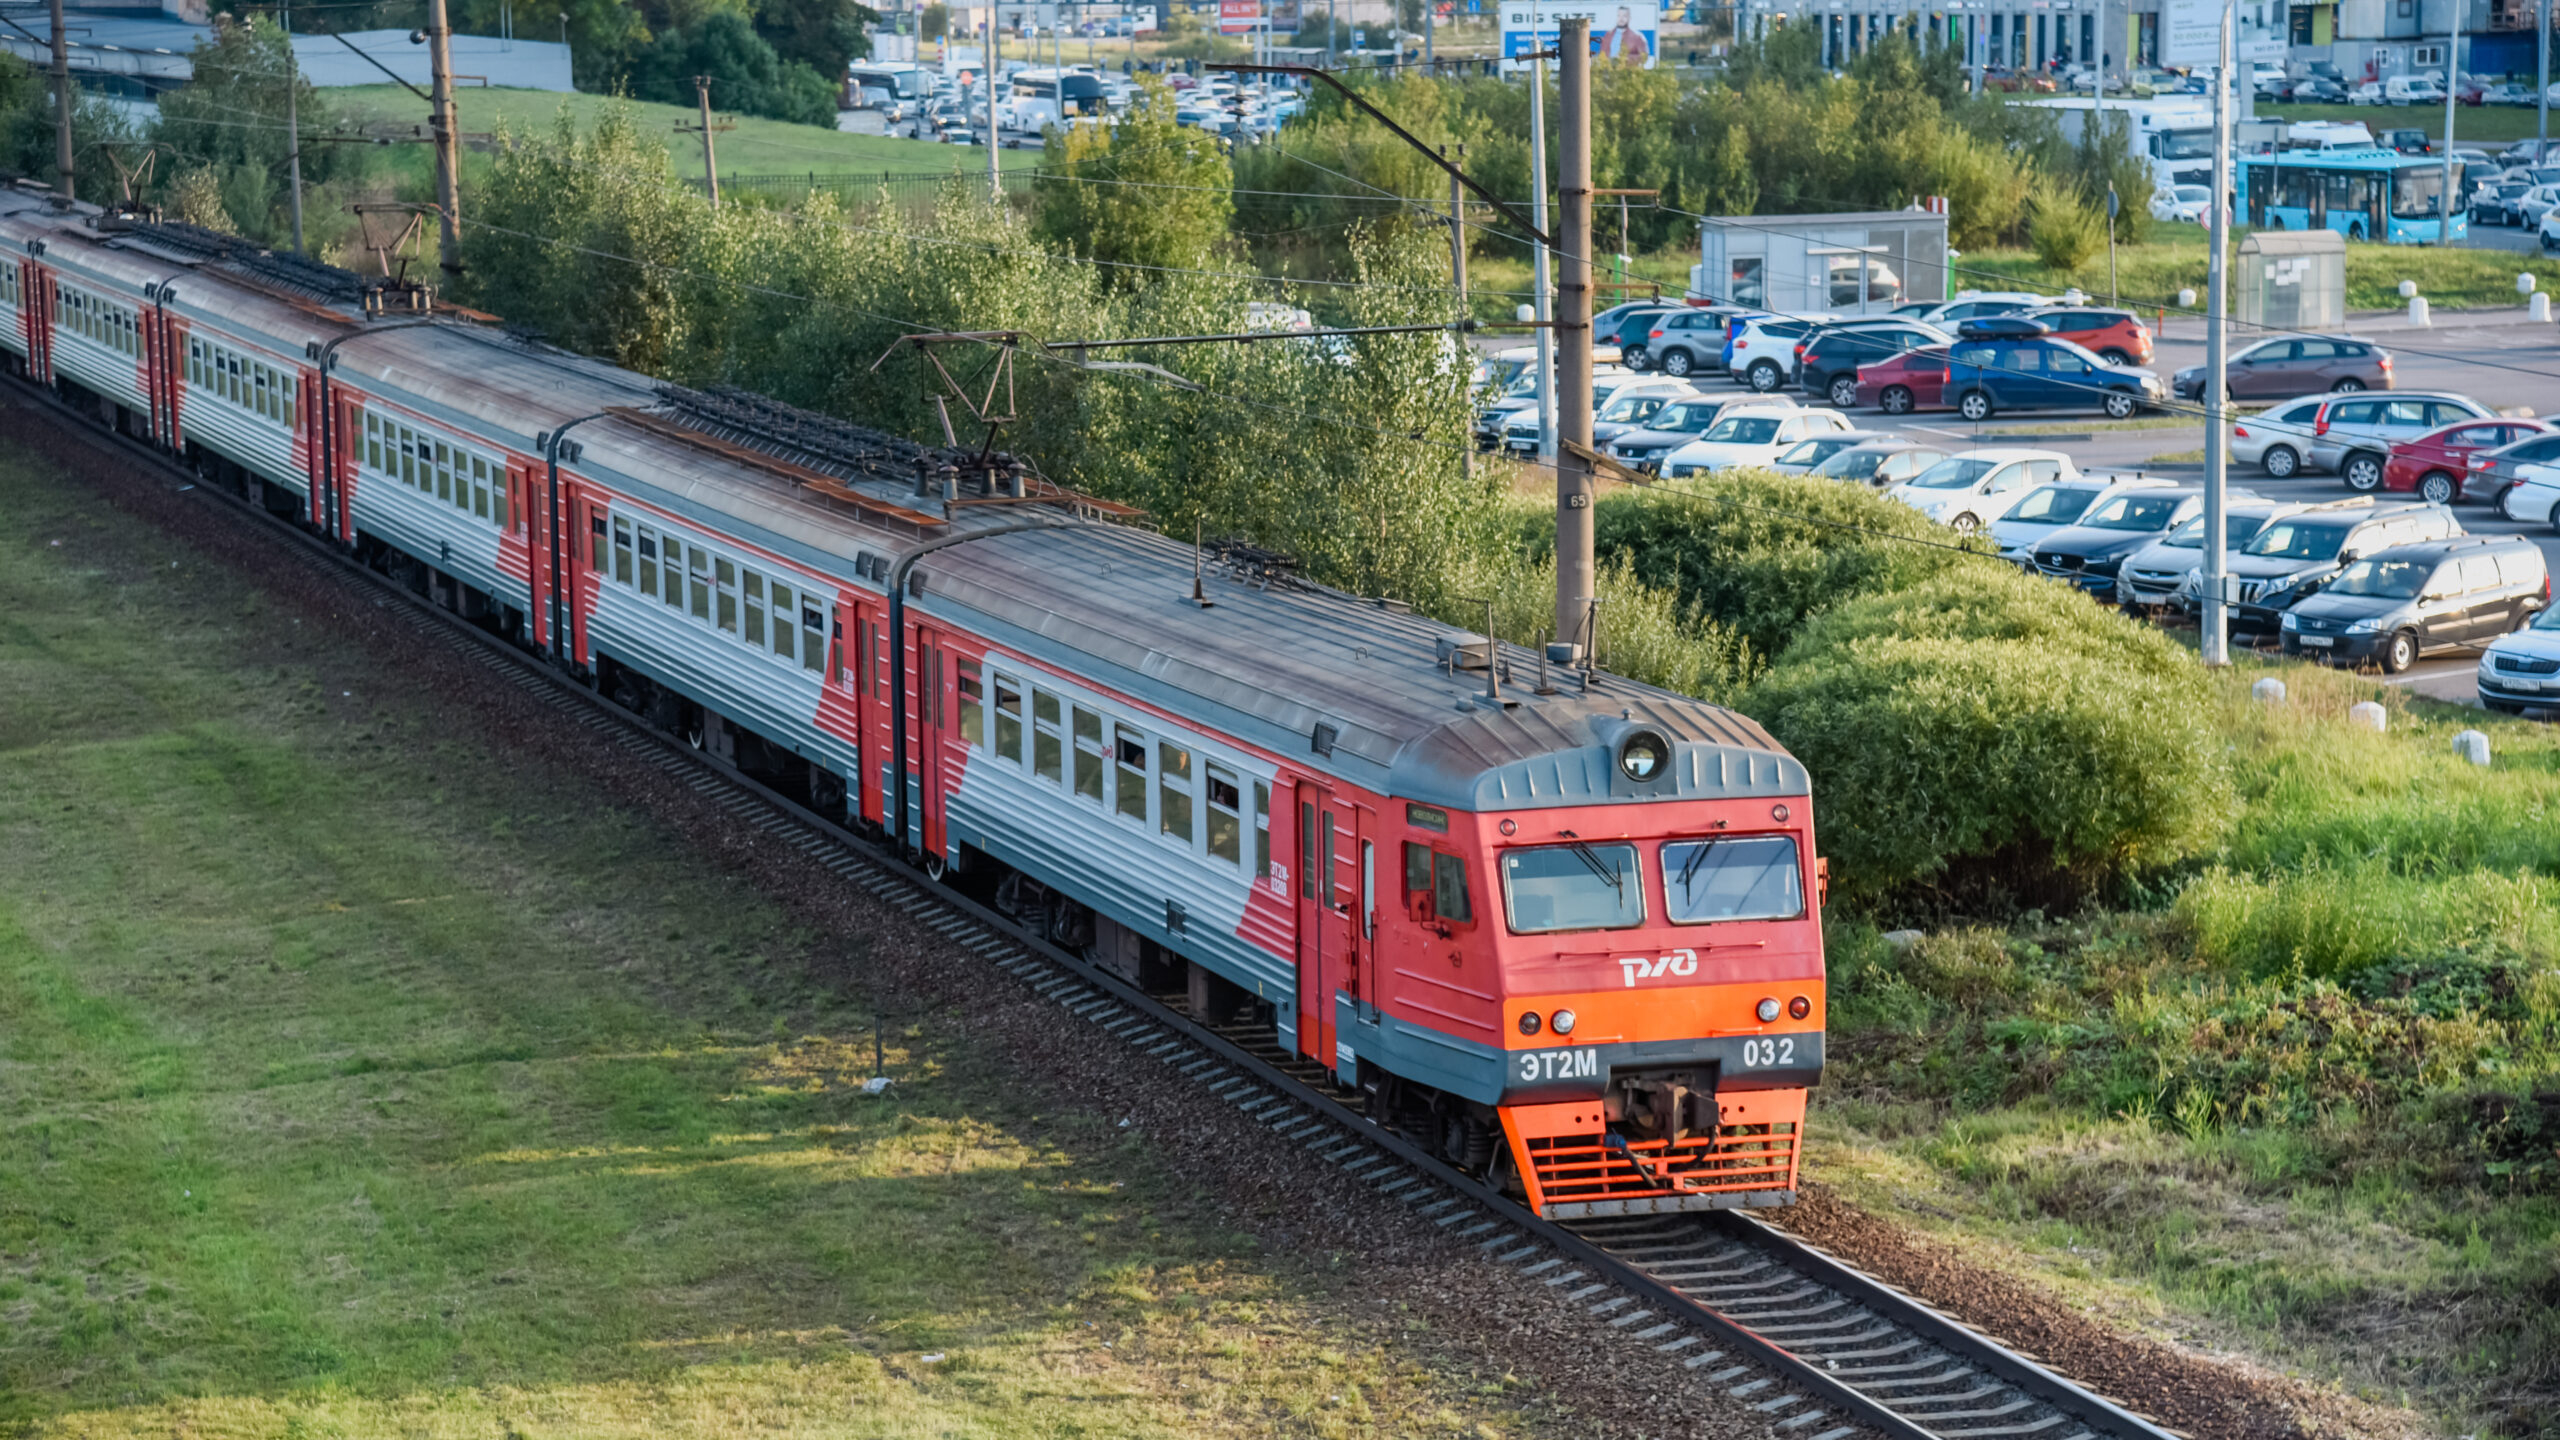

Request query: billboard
[
  {"left": 1500, "top": 0, "right": 1660, "bottom": 66},
  {"left": 2159, "top": 0, "right": 2286, "bottom": 67},
  {"left": 1219, "top": 0, "right": 1262, "bottom": 32}
]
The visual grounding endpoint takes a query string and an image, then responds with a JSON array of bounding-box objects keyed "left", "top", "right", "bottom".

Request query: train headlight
[
  {"left": 1617, "top": 728, "right": 1671, "bottom": 782},
  {"left": 1518, "top": 1011, "right": 1542, "bottom": 1036},
  {"left": 1788, "top": 995, "right": 1811, "bottom": 1020},
  {"left": 1550, "top": 1009, "right": 1576, "bottom": 1036},
  {"left": 1755, "top": 997, "right": 1781, "bottom": 1023}
]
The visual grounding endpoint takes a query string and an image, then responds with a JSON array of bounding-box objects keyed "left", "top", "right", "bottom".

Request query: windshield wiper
[
  {"left": 1676, "top": 840, "right": 1713, "bottom": 897},
  {"left": 1558, "top": 832, "right": 1623, "bottom": 898}
]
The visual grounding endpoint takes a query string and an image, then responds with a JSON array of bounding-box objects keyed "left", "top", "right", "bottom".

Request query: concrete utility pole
[
  {"left": 1555, "top": 16, "right": 1594, "bottom": 659},
  {"left": 48, "top": 0, "right": 72, "bottom": 201},
  {"left": 2440, "top": 27, "right": 2458, "bottom": 245},
  {"left": 1529, "top": 47, "right": 1554, "bottom": 465},
  {"left": 284, "top": 0, "right": 305, "bottom": 252},
  {"left": 1447, "top": 141, "right": 1468, "bottom": 481},
  {"left": 2541, "top": 0, "right": 2549, "bottom": 158},
  {"left": 427, "top": 0, "right": 463, "bottom": 277},
  {"left": 680, "top": 75, "right": 733, "bottom": 208},
  {"left": 2200, "top": 0, "right": 2232, "bottom": 667},
  {"left": 988, "top": 8, "right": 1001, "bottom": 195}
]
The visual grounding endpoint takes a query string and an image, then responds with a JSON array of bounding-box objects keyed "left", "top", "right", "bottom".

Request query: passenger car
[
  {"left": 2171, "top": 335, "right": 2391, "bottom": 401},
  {"left": 2150, "top": 184, "right": 2218, "bottom": 224},
  {"left": 1988, "top": 475, "right": 2167, "bottom": 557},
  {"left": 2023, "top": 487, "right": 2218, "bottom": 596},
  {"left": 1643, "top": 307, "right": 1751, "bottom": 378},
  {"left": 1607, "top": 306, "right": 1685, "bottom": 371},
  {"left": 2282, "top": 536, "right": 2549, "bottom": 671},
  {"left": 2380, "top": 417, "right": 2557, "bottom": 503},
  {"left": 2116, "top": 499, "right": 2326, "bottom": 611},
  {"left": 1771, "top": 429, "right": 1894, "bottom": 473},
  {"left": 1588, "top": 377, "right": 1705, "bottom": 446},
  {"left": 1902, "top": 291, "right": 2050, "bottom": 326},
  {"left": 2311, "top": 392, "right": 2498, "bottom": 489},
  {"left": 1886, "top": 449, "right": 2080, "bottom": 533},
  {"left": 1661, "top": 408, "right": 1853, "bottom": 477},
  {"left": 1853, "top": 346, "right": 1951, "bottom": 415},
  {"left": 2231, "top": 396, "right": 2333, "bottom": 477},
  {"left": 1727, "top": 316, "right": 1839, "bottom": 393},
  {"left": 2383, "top": 126, "right": 2434, "bottom": 154},
  {"left": 1794, "top": 322, "right": 1951, "bottom": 408},
  {"left": 2220, "top": 501, "right": 2466, "bottom": 635},
  {"left": 2477, "top": 603, "right": 2560, "bottom": 711},
  {"left": 1605, "top": 395, "right": 1794, "bottom": 473},
  {"left": 2469, "top": 431, "right": 2560, "bottom": 512},
  {"left": 2027, "top": 307, "right": 2153, "bottom": 365},
  {"left": 1945, "top": 335, "right": 2162, "bottom": 420},
  {"left": 2497, "top": 457, "right": 2560, "bottom": 526},
  {"left": 1807, "top": 441, "right": 1948, "bottom": 487}
]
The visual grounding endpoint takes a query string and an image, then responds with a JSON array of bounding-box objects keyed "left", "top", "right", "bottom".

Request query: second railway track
[{"left": 17, "top": 380, "right": 2190, "bottom": 1440}]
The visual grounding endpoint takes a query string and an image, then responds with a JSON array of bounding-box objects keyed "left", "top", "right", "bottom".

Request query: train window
[
  {"left": 871, "top": 624, "right": 888, "bottom": 699},
  {"left": 800, "top": 602, "right": 825, "bottom": 673},
  {"left": 476, "top": 458, "right": 495, "bottom": 521},
  {"left": 1300, "top": 803, "right": 1317, "bottom": 899},
  {"left": 637, "top": 528, "right": 660, "bottom": 595},
  {"left": 1500, "top": 843, "right": 1642, "bottom": 934},
  {"left": 956, "top": 661, "right": 984, "bottom": 744},
  {"left": 283, "top": 374, "right": 295, "bottom": 429},
  {"left": 1253, "top": 782, "right": 1271, "bottom": 882},
  {"left": 1205, "top": 765, "right": 1241, "bottom": 864},
  {"left": 399, "top": 428, "right": 416, "bottom": 486},
  {"left": 1403, "top": 844, "right": 1473, "bottom": 926},
  {"left": 1361, "top": 842, "right": 1375, "bottom": 938},
  {"left": 1114, "top": 724, "right": 1148, "bottom": 821},
  {"left": 767, "top": 580, "right": 795, "bottom": 656},
  {"left": 588, "top": 510, "right": 605, "bottom": 567},
  {"left": 614, "top": 518, "right": 634, "bottom": 583},
  {"left": 665, "top": 540, "right": 690, "bottom": 609},
  {"left": 1158, "top": 742, "right": 1192, "bottom": 842},
  {"left": 364, "top": 412, "right": 381, "bottom": 470},
  {"left": 742, "top": 571, "right": 765, "bottom": 645},
  {"left": 992, "top": 675, "right": 1023, "bottom": 759},
  {"left": 1031, "top": 690, "right": 1062, "bottom": 782},
  {"left": 1072, "top": 706, "right": 1104, "bottom": 801},
  {"left": 715, "top": 558, "right": 739, "bottom": 634},
  {"left": 1661, "top": 836, "right": 1803, "bottom": 925},
  {"left": 688, "top": 549, "right": 712, "bottom": 620}
]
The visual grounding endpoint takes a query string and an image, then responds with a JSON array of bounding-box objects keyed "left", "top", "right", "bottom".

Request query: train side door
[
  {"left": 1293, "top": 783, "right": 1357, "bottom": 1073},
  {"left": 912, "top": 624, "right": 956, "bottom": 858},
  {"left": 849, "top": 596, "right": 885, "bottom": 824},
  {"left": 1349, "top": 802, "right": 1380, "bottom": 1023}
]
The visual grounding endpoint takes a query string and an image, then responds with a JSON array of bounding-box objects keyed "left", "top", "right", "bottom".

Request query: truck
[{"left": 2015, "top": 95, "right": 2218, "bottom": 193}]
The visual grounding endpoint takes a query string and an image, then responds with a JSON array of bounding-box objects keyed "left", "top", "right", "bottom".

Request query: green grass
[
  {"left": 2258, "top": 100, "right": 2556, "bottom": 147},
  {"left": 0, "top": 448, "right": 1535, "bottom": 1438},
  {"left": 333, "top": 84, "right": 1040, "bottom": 179},
  {"left": 1963, "top": 229, "right": 2560, "bottom": 312},
  {"left": 1813, "top": 659, "right": 2560, "bottom": 1435}
]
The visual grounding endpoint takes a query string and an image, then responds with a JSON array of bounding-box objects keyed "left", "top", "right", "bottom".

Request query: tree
[
  {"left": 1033, "top": 80, "right": 1235, "bottom": 287},
  {"left": 628, "top": 10, "right": 840, "bottom": 126},
  {"left": 156, "top": 15, "right": 339, "bottom": 239},
  {"left": 919, "top": 1, "right": 949, "bottom": 40},
  {"left": 754, "top": 0, "right": 881, "bottom": 83}
]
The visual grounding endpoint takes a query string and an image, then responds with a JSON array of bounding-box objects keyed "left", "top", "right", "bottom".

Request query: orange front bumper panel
[{"left": 1501, "top": 1089, "right": 1803, "bottom": 1219}]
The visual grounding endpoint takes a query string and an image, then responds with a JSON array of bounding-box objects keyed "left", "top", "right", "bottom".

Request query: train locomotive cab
[{"left": 1348, "top": 711, "right": 1823, "bottom": 1220}]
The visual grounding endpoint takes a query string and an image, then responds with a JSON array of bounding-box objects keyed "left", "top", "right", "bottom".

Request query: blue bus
[{"left": 2239, "top": 147, "right": 2466, "bottom": 245}]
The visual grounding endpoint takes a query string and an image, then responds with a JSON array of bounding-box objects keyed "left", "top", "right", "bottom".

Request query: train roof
[{"left": 1, "top": 186, "right": 1807, "bottom": 813}]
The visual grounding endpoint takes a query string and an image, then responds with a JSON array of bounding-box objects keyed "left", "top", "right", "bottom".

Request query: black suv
[
  {"left": 2282, "top": 535, "right": 2549, "bottom": 672},
  {"left": 1796, "top": 322, "right": 1950, "bottom": 408}
]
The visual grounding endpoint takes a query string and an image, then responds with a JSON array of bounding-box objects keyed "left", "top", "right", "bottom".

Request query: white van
[{"left": 2384, "top": 75, "right": 2446, "bottom": 105}]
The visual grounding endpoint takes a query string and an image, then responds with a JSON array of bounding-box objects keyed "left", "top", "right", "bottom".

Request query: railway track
[{"left": 16, "top": 380, "right": 2189, "bottom": 1440}]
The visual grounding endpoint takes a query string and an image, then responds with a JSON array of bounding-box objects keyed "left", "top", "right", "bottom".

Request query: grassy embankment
[
  {"left": 1812, "top": 660, "right": 2560, "bottom": 1434},
  {"left": 0, "top": 446, "right": 1534, "bottom": 1438}
]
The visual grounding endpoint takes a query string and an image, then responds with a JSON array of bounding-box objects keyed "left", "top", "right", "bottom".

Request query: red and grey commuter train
[{"left": 1, "top": 186, "right": 1827, "bottom": 1218}]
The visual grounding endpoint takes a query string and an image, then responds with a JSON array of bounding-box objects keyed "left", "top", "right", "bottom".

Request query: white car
[
  {"left": 1725, "top": 315, "right": 1838, "bottom": 393},
  {"left": 1661, "top": 408, "right": 1853, "bottom": 477},
  {"left": 2384, "top": 75, "right": 2445, "bottom": 105},
  {"left": 1887, "top": 448, "right": 2082, "bottom": 533},
  {"left": 2540, "top": 207, "right": 2560, "bottom": 253},
  {"left": 1989, "top": 475, "right": 2172, "bottom": 557},
  {"left": 2150, "top": 184, "right": 2216, "bottom": 224},
  {"left": 2501, "top": 461, "right": 2560, "bottom": 528},
  {"left": 2523, "top": 184, "right": 2560, "bottom": 230},
  {"left": 2349, "top": 81, "right": 2385, "bottom": 105}
]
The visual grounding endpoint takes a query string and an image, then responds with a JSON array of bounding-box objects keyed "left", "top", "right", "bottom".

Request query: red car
[
  {"left": 1855, "top": 345, "right": 1952, "bottom": 415},
  {"left": 2382, "top": 417, "right": 2557, "bottom": 503},
  {"left": 2027, "top": 307, "right": 2154, "bottom": 366}
]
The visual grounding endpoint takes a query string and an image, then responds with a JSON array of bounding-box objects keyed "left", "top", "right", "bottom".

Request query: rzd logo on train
[{"left": 1617, "top": 948, "right": 1698, "bottom": 987}]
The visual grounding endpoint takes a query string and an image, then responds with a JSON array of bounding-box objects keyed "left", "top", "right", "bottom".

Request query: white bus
[
  {"left": 847, "top": 62, "right": 929, "bottom": 117},
  {"left": 1006, "top": 68, "right": 1111, "bottom": 130}
]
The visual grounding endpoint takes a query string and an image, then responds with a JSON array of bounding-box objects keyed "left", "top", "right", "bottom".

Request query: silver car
[
  {"left": 2229, "top": 395, "right": 2331, "bottom": 478},
  {"left": 2115, "top": 498, "right": 2340, "bottom": 610},
  {"left": 2308, "top": 392, "right": 2497, "bottom": 490},
  {"left": 1990, "top": 475, "right": 2171, "bottom": 559}
]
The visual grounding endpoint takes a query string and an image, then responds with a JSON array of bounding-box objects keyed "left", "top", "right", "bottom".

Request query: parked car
[
  {"left": 2383, "top": 126, "right": 2434, "bottom": 154},
  {"left": 2539, "top": 206, "right": 2560, "bottom": 252},
  {"left": 2384, "top": 75, "right": 2446, "bottom": 105},
  {"left": 2221, "top": 501, "right": 2466, "bottom": 637},
  {"left": 1855, "top": 345, "right": 1953, "bottom": 415},
  {"left": 1603, "top": 394, "right": 1793, "bottom": 473},
  {"left": 2484, "top": 82, "right": 2534, "bottom": 105},
  {"left": 2150, "top": 184, "right": 2218, "bottom": 224},
  {"left": 2469, "top": 431, "right": 2560, "bottom": 515},
  {"left": 1727, "top": 315, "right": 1841, "bottom": 392},
  {"left": 2027, "top": 306, "right": 2153, "bottom": 365},
  {"left": 1588, "top": 377, "right": 1705, "bottom": 446},
  {"left": 2496, "top": 457, "right": 2560, "bottom": 527},
  {"left": 2477, "top": 598, "right": 2560, "bottom": 711},
  {"left": 2474, "top": 176, "right": 2530, "bottom": 225},
  {"left": 1886, "top": 449, "right": 2080, "bottom": 533},
  {"left": 2116, "top": 499, "right": 2333, "bottom": 612},
  {"left": 1990, "top": 475, "right": 2169, "bottom": 557},
  {"left": 2171, "top": 335, "right": 2392, "bottom": 401},
  {"left": 1771, "top": 429, "right": 1896, "bottom": 473},
  {"left": 2311, "top": 392, "right": 2499, "bottom": 489},
  {"left": 1946, "top": 334, "right": 2162, "bottom": 420},
  {"left": 1660, "top": 407, "right": 1854, "bottom": 477},
  {"left": 1608, "top": 306, "right": 1686, "bottom": 371},
  {"left": 1476, "top": 363, "right": 1631, "bottom": 448},
  {"left": 2348, "top": 81, "right": 2385, "bottom": 105},
  {"left": 2510, "top": 182, "right": 2560, "bottom": 229},
  {"left": 2232, "top": 395, "right": 2335, "bottom": 478},
  {"left": 1902, "top": 291, "right": 2050, "bottom": 326},
  {"left": 1795, "top": 321, "right": 1952, "bottom": 407},
  {"left": 2381, "top": 417, "right": 2558, "bottom": 503},
  {"left": 2024, "top": 486, "right": 2228, "bottom": 597},
  {"left": 1494, "top": 369, "right": 1654, "bottom": 453},
  {"left": 1808, "top": 441, "right": 1950, "bottom": 487},
  {"left": 2282, "top": 535, "right": 2548, "bottom": 671},
  {"left": 1643, "top": 306, "right": 1750, "bottom": 378}
]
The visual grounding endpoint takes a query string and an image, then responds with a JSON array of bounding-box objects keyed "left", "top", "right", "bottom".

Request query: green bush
[
  {"left": 1780, "top": 561, "right": 2194, "bottom": 678},
  {"left": 1743, "top": 630, "right": 2232, "bottom": 901},
  {"left": 1593, "top": 472, "right": 1970, "bottom": 660},
  {"left": 2176, "top": 862, "right": 2560, "bottom": 980}
]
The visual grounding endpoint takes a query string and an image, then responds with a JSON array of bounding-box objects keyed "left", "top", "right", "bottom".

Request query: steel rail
[{"left": 11, "top": 378, "right": 2189, "bottom": 1440}]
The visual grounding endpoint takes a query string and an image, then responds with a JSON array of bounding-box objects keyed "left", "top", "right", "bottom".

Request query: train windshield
[
  {"left": 1501, "top": 843, "right": 1644, "bottom": 934},
  {"left": 1661, "top": 837, "right": 1803, "bottom": 924}
]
